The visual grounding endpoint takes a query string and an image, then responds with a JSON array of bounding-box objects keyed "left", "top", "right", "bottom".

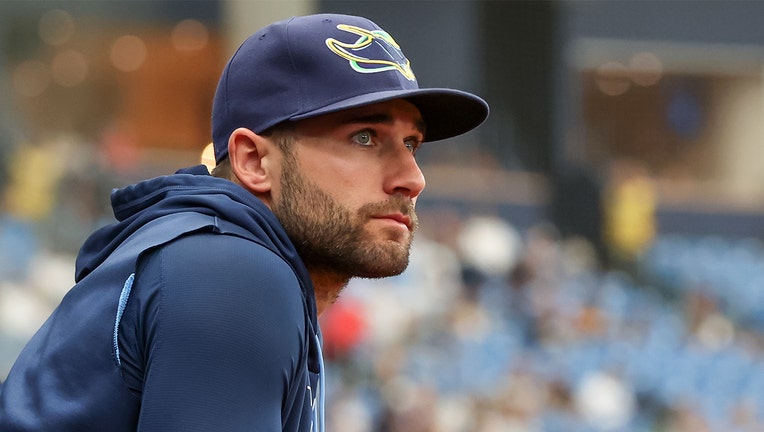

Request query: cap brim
[{"left": 290, "top": 88, "right": 489, "bottom": 142}]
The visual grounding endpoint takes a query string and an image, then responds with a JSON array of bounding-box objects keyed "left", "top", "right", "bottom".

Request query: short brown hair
[{"left": 211, "top": 123, "right": 295, "bottom": 180}]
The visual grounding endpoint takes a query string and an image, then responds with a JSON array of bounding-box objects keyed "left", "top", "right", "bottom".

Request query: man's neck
[{"left": 308, "top": 269, "right": 350, "bottom": 316}]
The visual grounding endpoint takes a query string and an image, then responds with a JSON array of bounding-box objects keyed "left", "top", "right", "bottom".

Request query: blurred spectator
[{"left": 603, "top": 159, "right": 657, "bottom": 272}]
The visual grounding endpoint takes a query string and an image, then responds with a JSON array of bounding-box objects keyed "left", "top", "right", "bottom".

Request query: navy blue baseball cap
[{"left": 211, "top": 13, "right": 489, "bottom": 163}]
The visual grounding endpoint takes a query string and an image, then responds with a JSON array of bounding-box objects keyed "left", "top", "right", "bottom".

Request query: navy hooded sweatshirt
[{"left": 0, "top": 165, "right": 324, "bottom": 431}]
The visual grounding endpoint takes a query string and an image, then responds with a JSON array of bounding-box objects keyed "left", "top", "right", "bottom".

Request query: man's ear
[{"left": 228, "top": 127, "right": 276, "bottom": 195}]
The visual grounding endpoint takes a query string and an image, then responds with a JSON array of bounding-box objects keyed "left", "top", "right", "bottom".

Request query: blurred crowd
[
  {"left": 318, "top": 210, "right": 764, "bottom": 431},
  {"left": 1, "top": 139, "right": 764, "bottom": 432}
]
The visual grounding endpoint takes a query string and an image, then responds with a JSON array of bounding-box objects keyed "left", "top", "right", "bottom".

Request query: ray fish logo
[{"left": 325, "top": 24, "right": 416, "bottom": 81}]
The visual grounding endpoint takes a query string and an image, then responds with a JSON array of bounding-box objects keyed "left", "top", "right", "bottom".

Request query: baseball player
[{"left": 0, "top": 13, "right": 488, "bottom": 431}]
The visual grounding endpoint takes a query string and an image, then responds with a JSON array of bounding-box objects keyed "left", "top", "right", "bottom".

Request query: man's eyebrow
[{"left": 343, "top": 112, "right": 426, "bottom": 136}]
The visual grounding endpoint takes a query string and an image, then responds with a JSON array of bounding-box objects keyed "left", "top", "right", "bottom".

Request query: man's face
[{"left": 271, "top": 99, "right": 426, "bottom": 279}]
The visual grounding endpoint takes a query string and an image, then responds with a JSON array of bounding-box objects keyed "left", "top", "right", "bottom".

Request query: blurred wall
[{"left": 222, "top": 0, "right": 315, "bottom": 55}]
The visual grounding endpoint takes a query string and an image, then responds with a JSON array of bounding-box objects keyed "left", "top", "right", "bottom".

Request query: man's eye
[
  {"left": 405, "top": 140, "right": 420, "bottom": 154},
  {"left": 352, "top": 130, "right": 373, "bottom": 146}
]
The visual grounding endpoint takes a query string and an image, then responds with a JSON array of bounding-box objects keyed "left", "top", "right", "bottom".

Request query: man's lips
[{"left": 373, "top": 213, "right": 412, "bottom": 230}]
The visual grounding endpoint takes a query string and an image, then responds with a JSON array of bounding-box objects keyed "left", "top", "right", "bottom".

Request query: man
[{"left": 0, "top": 13, "right": 487, "bottom": 431}]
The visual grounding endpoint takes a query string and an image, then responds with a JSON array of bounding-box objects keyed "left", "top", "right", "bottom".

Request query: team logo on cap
[{"left": 325, "top": 24, "right": 416, "bottom": 81}]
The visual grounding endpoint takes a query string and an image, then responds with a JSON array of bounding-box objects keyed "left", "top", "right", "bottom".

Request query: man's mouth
[{"left": 373, "top": 213, "right": 412, "bottom": 231}]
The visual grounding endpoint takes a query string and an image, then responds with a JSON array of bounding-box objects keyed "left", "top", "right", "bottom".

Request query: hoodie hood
[{"left": 75, "top": 165, "right": 308, "bottom": 290}]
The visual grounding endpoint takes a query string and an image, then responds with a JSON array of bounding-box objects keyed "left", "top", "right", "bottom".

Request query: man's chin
[{"left": 356, "top": 242, "right": 412, "bottom": 278}]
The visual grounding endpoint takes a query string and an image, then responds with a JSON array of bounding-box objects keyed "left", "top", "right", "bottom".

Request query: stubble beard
[{"left": 273, "top": 152, "right": 418, "bottom": 281}]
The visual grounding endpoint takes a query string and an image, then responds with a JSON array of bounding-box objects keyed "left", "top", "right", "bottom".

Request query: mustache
[{"left": 361, "top": 198, "right": 415, "bottom": 215}]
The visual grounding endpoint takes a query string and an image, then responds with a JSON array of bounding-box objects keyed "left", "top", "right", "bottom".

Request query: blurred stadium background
[{"left": 2, "top": 1, "right": 764, "bottom": 431}]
